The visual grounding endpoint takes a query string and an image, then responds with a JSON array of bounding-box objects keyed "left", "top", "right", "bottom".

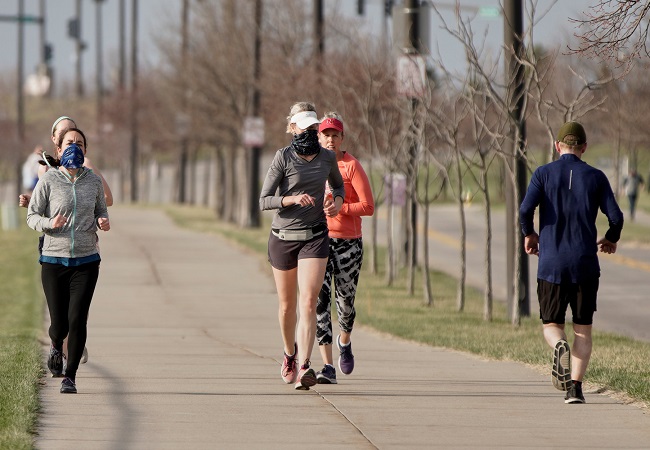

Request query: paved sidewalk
[{"left": 37, "top": 207, "right": 650, "bottom": 449}]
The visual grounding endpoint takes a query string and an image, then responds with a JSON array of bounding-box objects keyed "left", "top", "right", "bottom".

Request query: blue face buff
[{"left": 60, "top": 143, "right": 85, "bottom": 169}]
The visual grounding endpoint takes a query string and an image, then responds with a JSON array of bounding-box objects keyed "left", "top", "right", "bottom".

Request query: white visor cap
[{"left": 290, "top": 111, "right": 320, "bottom": 130}]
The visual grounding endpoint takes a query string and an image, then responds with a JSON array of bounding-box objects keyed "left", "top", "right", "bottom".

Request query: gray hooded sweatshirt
[{"left": 27, "top": 167, "right": 108, "bottom": 259}]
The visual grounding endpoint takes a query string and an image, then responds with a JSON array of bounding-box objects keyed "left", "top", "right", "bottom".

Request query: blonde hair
[{"left": 286, "top": 102, "right": 316, "bottom": 133}]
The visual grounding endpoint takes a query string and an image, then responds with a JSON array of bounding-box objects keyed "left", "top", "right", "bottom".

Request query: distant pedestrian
[
  {"left": 622, "top": 169, "right": 644, "bottom": 221},
  {"left": 27, "top": 127, "right": 110, "bottom": 394},
  {"left": 22, "top": 145, "right": 44, "bottom": 193},
  {"left": 520, "top": 121, "right": 623, "bottom": 404},
  {"left": 315, "top": 112, "right": 374, "bottom": 384},
  {"left": 259, "top": 102, "right": 345, "bottom": 390}
]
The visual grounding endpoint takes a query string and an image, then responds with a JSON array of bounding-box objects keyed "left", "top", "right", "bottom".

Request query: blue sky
[{"left": 0, "top": 1, "right": 594, "bottom": 96}]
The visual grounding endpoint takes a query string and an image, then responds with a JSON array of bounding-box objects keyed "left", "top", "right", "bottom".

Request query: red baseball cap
[{"left": 318, "top": 117, "right": 344, "bottom": 133}]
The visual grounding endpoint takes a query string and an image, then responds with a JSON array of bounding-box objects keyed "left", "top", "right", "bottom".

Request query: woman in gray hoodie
[{"left": 27, "top": 127, "right": 110, "bottom": 394}]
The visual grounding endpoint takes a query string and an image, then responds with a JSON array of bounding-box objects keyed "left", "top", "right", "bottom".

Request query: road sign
[
  {"left": 243, "top": 117, "right": 265, "bottom": 147},
  {"left": 396, "top": 54, "right": 426, "bottom": 98}
]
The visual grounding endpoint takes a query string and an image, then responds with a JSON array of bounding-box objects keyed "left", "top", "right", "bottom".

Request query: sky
[{"left": 0, "top": 0, "right": 596, "bottom": 97}]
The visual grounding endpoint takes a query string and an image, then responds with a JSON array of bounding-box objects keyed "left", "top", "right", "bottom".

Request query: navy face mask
[{"left": 60, "top": 143, "right": 85, "bottom": 169}]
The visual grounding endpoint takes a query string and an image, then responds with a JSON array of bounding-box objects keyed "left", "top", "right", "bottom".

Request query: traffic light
[
  {"left": 385, "top": 1, "right": 394, "bottom": 16},
  {"left": 67, "top": 18, "right": 80, "bottom": 39},
  {"left": 44, "top": 43, "right": 53, "bottom": 62}
]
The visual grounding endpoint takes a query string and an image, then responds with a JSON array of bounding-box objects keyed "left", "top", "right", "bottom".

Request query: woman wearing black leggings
[{"left": 27, "top": 127, "right": 110, "bottom": 394}]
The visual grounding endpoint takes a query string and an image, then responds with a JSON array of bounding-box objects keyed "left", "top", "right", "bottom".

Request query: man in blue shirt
[{"left": 520, "top": 121, "right": 623, "bottom": 404}]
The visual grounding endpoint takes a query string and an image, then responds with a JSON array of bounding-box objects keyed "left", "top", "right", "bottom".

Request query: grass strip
[{"left": 0, "top": 215, "right": 44, "bottom": 450}]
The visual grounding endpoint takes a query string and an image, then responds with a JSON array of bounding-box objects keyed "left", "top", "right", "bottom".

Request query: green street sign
[{"left": 478, "top": 7, "right": 500, "bottom": 18}]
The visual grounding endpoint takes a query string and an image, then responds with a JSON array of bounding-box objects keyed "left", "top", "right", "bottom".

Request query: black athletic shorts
[
  {"left": 267, "top": 231, "right": 329, "bottom": 270},
  {"left": 537, "top": 278, "right": 599, "bottom": 325}
]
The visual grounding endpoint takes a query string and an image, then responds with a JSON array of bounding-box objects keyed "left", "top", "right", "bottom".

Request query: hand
[
  {"left": 18, "top": 194, "right": 30, "bottom": 208},
  {"left": 325, "top": 197, "right": 342, "bottom": 218},
  {"left": 98, "top": 217, "right": 110, "bottom": 231},
  {"left": 51, "top": 214, "right": 67, "bottom": 229},
  {"left": 597, "top": 237, "right": 617, "bottom": 254},
  {"left": 289, "top": 194, "right": 315, "bottom": 207},
  {"left": 524, "top": 233, "right": 539, "bottom": 256}
]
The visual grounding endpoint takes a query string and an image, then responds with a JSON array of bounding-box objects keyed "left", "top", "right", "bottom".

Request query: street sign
[
  {"left": 243, "top": 117, "right": 265, "bottom": 147},
  {"left": 396, "top": 54, "right": 426, "bottom": 98}
]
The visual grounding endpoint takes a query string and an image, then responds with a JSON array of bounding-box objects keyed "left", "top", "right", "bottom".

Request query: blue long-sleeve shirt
[{"left": 520, "top": 154, "right": 623, "bottom": 284}]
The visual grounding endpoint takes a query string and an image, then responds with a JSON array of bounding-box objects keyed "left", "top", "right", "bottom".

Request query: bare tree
[{"left": 569, "top": 1, "right": 650, "bottom": 71}]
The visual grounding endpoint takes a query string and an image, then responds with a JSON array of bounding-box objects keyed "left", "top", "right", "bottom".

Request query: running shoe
[
  {"left": 281, "top": 343, "right": 298, "bottom": 384},
  {"left": 337, "top": 335, "right": 355, "bottom": 375},
  {"left": 81, "top": 346, "right": 88, "bottom": 364},
  {"left": 552, "top": 339, "right": 572, "bottom": 391},
  {"left": 47, "top": 346, "right": 64, "bottom": 377},
  {"left": 60, "top": 377, "right": 77, "bottom": 394},
  {"left": 565, "top": 382, "right": 585, "bottom": 404},
  {"left": 316, "top": 364, "right": 337, "bottom": 384},
  {"left": 294, "top": 361, "right": 317, "bottom": 390}
]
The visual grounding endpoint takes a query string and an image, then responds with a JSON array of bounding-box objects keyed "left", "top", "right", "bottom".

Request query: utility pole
[
  {"left": 118, "top": 0, "right": 126, "bottom": 91},
  {"left": 178, "top": 0, "right": 189, "bottom": 204},
  {"left": 404, "top": 0, "right": 420, "bottom": 268},
  {"left": 129, "top": 0, "right": 139, "bottom": 202},
  {"left": 95, "top": 0, "right": 104, "bottom": 134},
  {"left": 248, "top": 0, "right": 263, "bottom": 227},
  {"left": 75, "top": 0, "right": 83, "bottom": 97},
  {"left": 314, "top": 0, "right": 324, "bottom": 60},
  {"left": 16, "top": 0, "right": 26, "bottom": 198},
  {"left": 504, "top": 0, "right": 529, "bottom": 322}
]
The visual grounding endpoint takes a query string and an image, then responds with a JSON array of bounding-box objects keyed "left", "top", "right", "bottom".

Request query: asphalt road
[{"left": 365, "top": 203, "right": 650, "bottom": 342}]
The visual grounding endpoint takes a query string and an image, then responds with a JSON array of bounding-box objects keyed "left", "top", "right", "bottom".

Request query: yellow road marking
[{"left": 602, "top": 253, "right": 650, "bottom": 272}]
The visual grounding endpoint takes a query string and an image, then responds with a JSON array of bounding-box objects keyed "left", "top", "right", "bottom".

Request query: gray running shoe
[
  {"left": 60, "top": 377, "right": 77, "bottom": 394},
  {"left": 47, "top": 346, "right": 64, "bottom": 377},
  {"left": 316, "top": 364, "right": 337, "bottom": 384},
  {"left": 552, "top": 339, "right": 571, "bottom": 391},
  {"left": 337, "top": 335, "right": 355, "bottom": 375}
]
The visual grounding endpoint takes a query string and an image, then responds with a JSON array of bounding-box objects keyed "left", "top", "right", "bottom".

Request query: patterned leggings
[{"left": 316, "top": 237, "right": 363, "bottom": 346}]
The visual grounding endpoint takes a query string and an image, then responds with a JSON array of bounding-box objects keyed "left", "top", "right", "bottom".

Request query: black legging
[{"left": 41, "top": 261, "right": 100, "bottom": 379}]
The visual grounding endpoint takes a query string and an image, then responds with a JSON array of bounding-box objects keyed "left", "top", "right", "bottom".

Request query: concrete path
[{"left": 36, "top": 207, "right": 650, "bottom": 449}]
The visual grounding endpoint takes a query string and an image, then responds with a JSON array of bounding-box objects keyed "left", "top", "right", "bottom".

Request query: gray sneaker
[
  {"left": 337, "top": 335, "right": 355, "bottom": 375},
  {"left": 552, "top": 339, "right": 571, "bottom": 391},
  {"left": 316, "top": 364, "right": 337, "bottom": 384},
  {"left": 47, "top": 346, "right": 64, "bottom": 377}
]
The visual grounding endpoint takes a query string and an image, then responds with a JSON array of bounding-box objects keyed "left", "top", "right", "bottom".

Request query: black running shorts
[
  {"left": 267, "top": 231, "right": 329, "bottom": 270},
  {"left": 537, "top": 278, "right": 599, "bottom": 325}
]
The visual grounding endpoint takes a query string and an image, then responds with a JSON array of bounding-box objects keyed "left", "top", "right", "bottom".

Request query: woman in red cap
[{"left": 315, "top": 112, "right": 374, "bottom": 384}]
